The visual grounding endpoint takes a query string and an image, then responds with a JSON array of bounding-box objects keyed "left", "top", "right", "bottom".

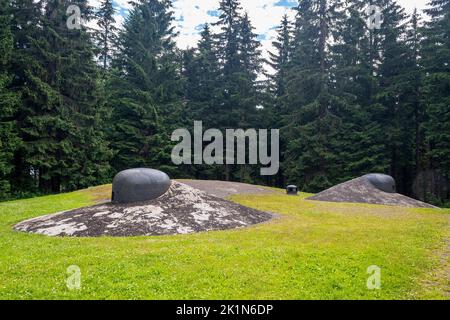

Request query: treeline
[{"left": 0, "top": 0, "right": 449, "bottom": 205}]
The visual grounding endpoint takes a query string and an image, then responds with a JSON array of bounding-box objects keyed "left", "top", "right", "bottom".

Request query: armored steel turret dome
[
  {"left": 365, "top": 173, "right": 396, "bottom": 193},
  {"left": 112, "top": 168, "right": 171, "bottom": 203}
]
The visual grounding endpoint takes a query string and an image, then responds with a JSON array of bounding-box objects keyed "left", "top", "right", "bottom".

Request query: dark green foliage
[
  {"left": 213, "top": 0, "right": 246, "bottom": 130},
  {"left": 235, "top": 12, "right": 263, "bottom": 128},
  {"left": 0, "top": 0, "right": 20, "bottom": 198},
  {"left": 181, "top": 25, "right": 222, "bottom": 179},
  {"left": 95, "top": 0, "right": 117, "bottom": 70},
  {"left": 267, "top": 14, "right": 292, "bottom": 99},
  {"left": 372, "top": 1, "right": 416, "bottom": 193},
  {"left": 329, "top": 1, "right": 374, "bottom": 181},
  {"left": 282, "top": 0, "right": 345, "bottom": 192},
  {"left": 270, "top": 0, "right": 449, "bottom": 200},
  {"left": 211, "top": 0, "right": 262, "bottom": 129},
  {"left": 183, "top": 24, "right": 221, "bottom": 128},
  {"left": 0, "top": 0, "right": 449, "bottom": 204},
  {"left": 108, "top": 0, "right": 183, "bottom": 176},
  {"left": 6, "top": 0, "right": 111, "bottom": 196},
  {"left": 422, "top": 0, "right": 450, "bottom": 181},
  {"left": 182, "top": 0, "right": 264, "bottom": 182}
]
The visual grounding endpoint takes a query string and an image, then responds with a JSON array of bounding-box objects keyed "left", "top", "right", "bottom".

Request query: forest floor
[{"left": 0, "top": 181, "right": 448, "bottom": 299}]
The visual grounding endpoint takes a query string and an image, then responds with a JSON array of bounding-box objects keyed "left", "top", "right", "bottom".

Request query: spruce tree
[
  {"left": 267, "top": 14, "right": 292, "bottom": 100},
  {"left": 8, "top": 0, "right": 41, "bottom": 192},
  {"left": 283, "top": 0, "right": 344, "bottom": 191},
  {"left": 236, "top": 12, "right": 262, "bottom": 128},
  {"left": 60, "top": 0, "right": 112, "bottom": 190},
  {"left": 329, "top": 0, "right": 375, "bottom": 181},
  {"left": 235, "top": 12, "right": 263, "bottom": 182},
  {"left": 265, "top": 14, "right": 292, "bottom": 186},
  {"left": 184, "top": 24, "right": 221, "bottom": 128},
  {"left": 422, "top": 0, "right": 450, "bottom": 181},
  {"left": 10, "top": 0, "right": 111, "bottom": 193},
  {"left": 213, "top": 0, "right": 243, "bottom": 130},
  {"left": 405, "top": 9, "right": 424, "bottom": 175},
  {"left": 95, "top": 0, "right": 117, "bottom": 71},
  {"left": 0, "top": 0, "right": 20, "bottom": 198},
  {"left": 182, "top": 25, "right": 222, "bottom": 179},
  {"left": 108, "top": 0, "right": 183, "bottom": 175},
  {"left": 374, "top": 1, "right": 415, "bottom": 193},
  {"left": 211, "top": 0, "right": 263, "bottom": 181}
]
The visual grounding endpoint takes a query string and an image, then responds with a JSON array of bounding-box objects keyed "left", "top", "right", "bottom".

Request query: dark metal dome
[
  {"left": 364, "top": 173, "right": 396, "bottom": 193},
  {"left": 286, "top": 185, "right": 298, "bottom": 195},
  {"left": 112, "top": 168, "right": 171, "bottom": 203}
]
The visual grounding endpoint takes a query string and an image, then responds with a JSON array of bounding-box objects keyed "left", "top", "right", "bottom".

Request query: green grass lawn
[{"left": 0, "top": 184, "right": 448, "bottom": 300}]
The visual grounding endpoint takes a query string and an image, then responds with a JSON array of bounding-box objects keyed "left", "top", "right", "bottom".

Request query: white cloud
[
  {"left": 89, "top": 0, "right": 101, "bottom": 8},
  {"left": 110, "top": 0, "right": 430, "bottom": 62},
  {"left": 399, "top": 0, "right": 429, "bottom": 14},
  {"left": 114, "top": 0, "right": 134, "bottom": 11},
  {"left": 113, "top": 13, "right": 125, "bottom": 30},
  {"left": 172, "top": 0, "right": 219, "bottom": 49}
]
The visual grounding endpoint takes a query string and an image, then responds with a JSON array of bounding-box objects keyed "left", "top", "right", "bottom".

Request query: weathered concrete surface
[
  {"left": 176, "top": 180, "right": 277, "bottom": 198},
  {"left": 14, "top": 182, "right": 273, "bottom": 237},
  {"left": 306, "top": 176, "right": 437, "bottom": 208}
]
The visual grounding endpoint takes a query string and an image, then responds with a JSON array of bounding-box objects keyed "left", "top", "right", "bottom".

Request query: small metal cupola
[{"left": 286, "top": 185, "right": 298, "bottom": 196}]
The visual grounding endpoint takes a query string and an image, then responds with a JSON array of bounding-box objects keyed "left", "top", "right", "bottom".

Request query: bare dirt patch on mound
[
  {"left": 307, "top": 176, "right": 437, "bottom": 208},
  {"left": 14, "top": 182, "right": 273, "bottom": 237}
]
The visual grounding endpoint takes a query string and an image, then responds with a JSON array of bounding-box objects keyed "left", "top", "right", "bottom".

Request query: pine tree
[
  {"left": 235, "top": 12, "right": 262, "bottom": 128},
  {"left": 405, "top": 9, "right": 424, "bottom": 175},
  {"left": 108, "top": 0, "right": 183, "bottom": 175},
  {"left": 184, "top": 24, "right": 221, "bottom": 128},
  {"left": 0, "top": 0, "right": 20, "bottom": 198},
  {"left": 422, "top": 0, "right": 450, "bottom": 181},
  {"left": 10, "top": 0, "right": 111, "bottom": 193},
  {"left": 234, "top": 12, "right": 263, "bottom": 182},
  {"left": 264, "top": 14, "right": 293, "bottom": 186},
  {"left": 7, "top": 0, "right": 41, "bottom": 192},
  {"left": 374, "top": 1, "right": 416, "bottom": 193},
  {"left": 211, "top": 0, "right": 264, "bottom": 181},
  {"left": 329, "top": 0, "right": 375, "bottom": 181},
  {"left": 213, "top": 0, "right": 244, "bottom": 130},
  {"left": 283, "top": 0, "right": 344, "bottom": 191},
  {"left": 95, "top": 0, "right": 117, "bottom": 70},
  {"left": 1, "top": 0, "right": 447, "bottom": 202},
  {"left": 182, "top": 25, "right": 222, "bottom": 179},
  {"left": 215, "top": 0, "right": 242, "bottom": 77},
  {"left": 267, "top": 14, "right": 292, "bottom": 100}
]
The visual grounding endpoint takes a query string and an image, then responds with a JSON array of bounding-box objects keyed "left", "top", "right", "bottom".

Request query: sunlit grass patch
[{"left": 0, "top": 184, "right": 448, "bottom": 299}]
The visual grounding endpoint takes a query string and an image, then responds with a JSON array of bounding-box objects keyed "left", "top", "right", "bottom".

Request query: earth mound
[
  {"left": 178, "top": 180, "right": 277, "bottom": 198},
  {"left": 14, "top": 182, "right": 273, "bottom": 237},
  {"left": 306, "top": 174, "right": 437, "bottom": 208}
]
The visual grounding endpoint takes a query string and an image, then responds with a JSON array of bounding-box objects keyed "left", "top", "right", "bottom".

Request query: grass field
[{"left": 0, "top": 183, "right": 448, "bottom": 300}]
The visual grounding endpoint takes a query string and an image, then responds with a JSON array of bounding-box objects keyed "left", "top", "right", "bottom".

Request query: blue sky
[{"left": 92, "top": 0, "right": 429, "bottom": 63}]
